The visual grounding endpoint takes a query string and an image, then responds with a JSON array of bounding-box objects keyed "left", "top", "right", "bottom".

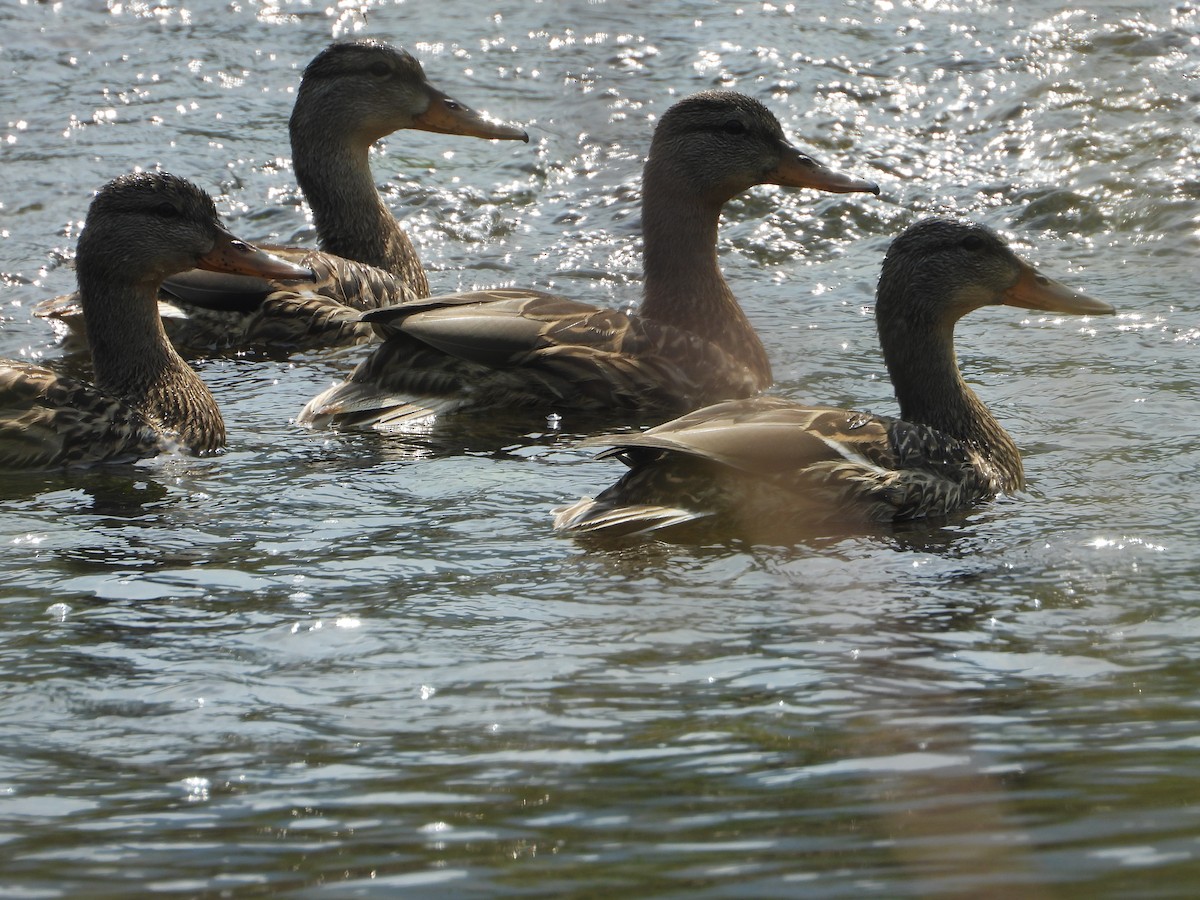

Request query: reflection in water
[{"left": 74, "top": 472, "right": 171, "bottom": 519}]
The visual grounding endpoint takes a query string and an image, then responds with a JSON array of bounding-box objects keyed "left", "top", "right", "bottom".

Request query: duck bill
[
  {"left": 1003, "top": 260, "right": 1114, "bottom": 316},
  {"left": 413, "top": 87, "right": 529, "bottom": 142},
  {"left": 766, "top": 144, "right": 880, "bottom": 195},
  {"left": 197, "top": 227, "right": 316, "bottom": 282}
]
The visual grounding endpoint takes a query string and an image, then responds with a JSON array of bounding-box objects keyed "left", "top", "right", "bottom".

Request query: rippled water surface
[{"left": 2, "top": 0, "right": 1200, "bottom": 895}]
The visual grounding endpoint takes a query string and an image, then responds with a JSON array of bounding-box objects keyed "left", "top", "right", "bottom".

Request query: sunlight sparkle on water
[
  {"left": 0, "top": 3, "right": 1196, "bottom": 894},
  {"left": 180, "top": 777, "right": 210, "bottom": 802},
  {"left": 1089, "top": 536, "right": 1167, "bottom": 553}
]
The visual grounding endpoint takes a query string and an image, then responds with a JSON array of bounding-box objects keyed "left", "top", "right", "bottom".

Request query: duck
[
  {"left": 553, "top": 217, "right": 1115, "bottom": 541},
  {"left": 34, "top": 40, "right": 528, "bottom": 354},
  {"left": 297, "top": 90, "right": 880, "bottom": 431},
  {"left": 0, "top": 172, "right": 314, "bottom": 469}
]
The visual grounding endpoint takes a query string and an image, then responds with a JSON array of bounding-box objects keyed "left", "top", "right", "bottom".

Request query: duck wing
[
  {"left": 0, "top": 361, "right": 165, "bottom": 469},
  {"left": 37, "top": 251, "right": 410, "bottom": 354},
  {"left": 301, "top": 290, "right": 766, "bottom": 430},
  {"left": 557, "top": 397, "right": 1002, "bottom": 535}
]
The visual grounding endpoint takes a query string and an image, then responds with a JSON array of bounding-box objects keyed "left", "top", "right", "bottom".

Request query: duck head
[
  {"left": 291, "top": 40, "right": 528, "bottom": 147},
  {"left": 76, "top": 172, "right": 312, "bottom": 291},
  {"left": 876, "top": 218, "right": 1114, "bottom": 337},
  {"left": 644, "top": 90, "right": 879, "bottom": 206}
]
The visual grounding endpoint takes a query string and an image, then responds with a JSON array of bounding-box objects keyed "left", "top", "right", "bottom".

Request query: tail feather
[
  {"left": 297, "top": 380, "right": 461, "bottom": 432},
  {"left": 33, "top": 293, "right": 83, "bottom": 320},
  {"left": 553, "top": 496, "right": 709, "bottom": 537}
]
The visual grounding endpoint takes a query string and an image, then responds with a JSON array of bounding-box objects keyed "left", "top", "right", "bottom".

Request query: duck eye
[
  {"left": 722, "top": 119, "right": 747, "bottom": 136},
  {"left": 961, "top": 234, "right": 985, "bottom": 251},
  {"left": 368, "top": 61, "right": 391, "bottom": 78},
  {"left": 153, "top": 202, "right": 179, "bottom": 218}
]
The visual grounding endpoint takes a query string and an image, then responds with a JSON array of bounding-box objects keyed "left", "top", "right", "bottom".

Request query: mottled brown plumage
[
  {"left": 154, "top": 250, "right": 416, "bottom": 352},
  {"left": 0, "top": 173, "right": 312, "bottom": 469},
  {"left": 299, "top": 90, "right": 879, "bottom": 431},
  {"left": 554, "top": 218, "right": 1115, "bottom": 541},
  {"left": 34, "top": 40, "right": 527, "bottom": 354}
]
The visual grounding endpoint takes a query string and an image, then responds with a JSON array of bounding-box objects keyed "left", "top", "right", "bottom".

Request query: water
[{"left": 2, "top": 0, "right": 1199, "bottom": 895}]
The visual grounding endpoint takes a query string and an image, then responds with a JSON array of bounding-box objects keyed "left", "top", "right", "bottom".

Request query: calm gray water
[{"left": 2, "top": 0, "right": 1199, "bottom": 896}]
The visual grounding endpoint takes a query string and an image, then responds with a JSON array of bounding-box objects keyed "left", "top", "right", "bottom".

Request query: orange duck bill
[
  {"left": 766, "top": 143, "right": 880, "bottom": 195},
  {"left": 1003, "top": 260, "right": 1115, "bottom": 316},
  {"left": 197, "top": 227, "right": 316, "bottom": 282},
  {"left": 412, "top": 87, "right": 529, "bottom": 142}
]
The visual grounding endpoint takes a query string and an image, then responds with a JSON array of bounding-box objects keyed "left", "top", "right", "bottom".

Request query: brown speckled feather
[
  {"left": 4, "top": 173, "right": 313, "bottom": 470},
  {"left": 300, "top": 91, "right": 878, "bottom": 431},
  {"left": 36, "top": 248, "right": 411, "bottom": 354},
  {"left": 556, "top": 218, "right": 1114, "bottom": 541},
  {"left": 299, "top": 288, "right": 771, "bottom": 429},
  {"left": 34, "top": 40, "right": 525, "bottom": 356},
  {"left": 556, "top": 396, "right": 1002, "bottom": 535},
  {"left": 0, "top": 361, "right": 167, "bottom": 468}
]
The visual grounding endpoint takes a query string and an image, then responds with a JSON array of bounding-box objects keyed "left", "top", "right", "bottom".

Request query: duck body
[
  {"left": 34, "top": 40, "right": 527, "bottom": 355},
  {"left": 0, "top": 360, "right": 166, "bottom": 468},
  {"left": 38, "top": 249, "right": 411, "bottom": 354},
  {"left": 300, "top": 287, "right": 774, "bottom": 429},
  {"left": 553, "top": 397, "right": 1005, "bottom": 539},
  {"left": 299, "top": 90, "right": 879, "bottom": 431},
  {"left": 555, "top": 218, "right": 1115, "bottom": 541},
  {"left": 162, "top": 250, "right": 414, "bottom": 353},
  {"left": 1, "top": 173, "right": 313, "bottom": 470}
]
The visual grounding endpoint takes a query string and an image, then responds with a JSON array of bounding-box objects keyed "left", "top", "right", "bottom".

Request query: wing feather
[
  {"left": 306, "top": 290, "right": 767, "bottom": 429},
  {"left": 38, "top": 251, "right": 414, "bottom": 354},
  {"left": 558, "top": 396, "right": 1007, "bottom": 536},
  {"left": 0, "top": 361, "right": 165, "bottom": 468}
]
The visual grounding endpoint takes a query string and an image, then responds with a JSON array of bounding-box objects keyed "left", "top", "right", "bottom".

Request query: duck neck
[
  {"left": 880, "top": 312, "right": 1024, "bottom": 490},
  {"left": 639, "top": 170, "right": 771, "bottom": 388},
  {"left": 80, "top": 271, "right": 225, "bottom": 454},
  {"left": 289, "top": 113, "right": 429, "bottom": 297}
]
